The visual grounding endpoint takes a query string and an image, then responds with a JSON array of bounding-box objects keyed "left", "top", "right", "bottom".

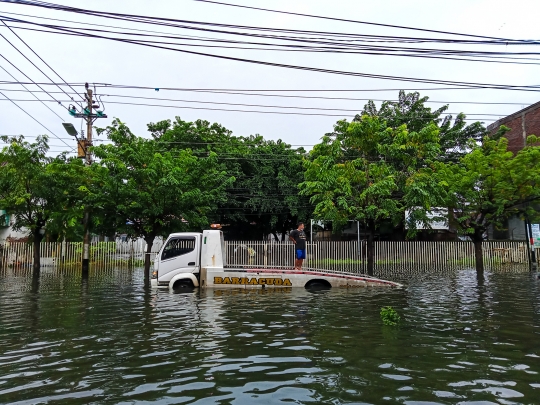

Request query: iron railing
[{"left": 0, "top": 239, "right": 534, "bottom": 273}]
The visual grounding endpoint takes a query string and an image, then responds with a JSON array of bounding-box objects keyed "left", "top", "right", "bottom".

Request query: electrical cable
[
  {"left": 5, "top": 16, "right": 540, "bottom": 67},
  {"left": 192, "top": 0, "right": 516, "bottom": 41},
  {"left": 0, "top": 89, "right": 73, "bottom": 149},
  {"left": 0, "top": 86, "right": 538, "bottom": 105},
  {"left": 0, "top": 29, "right": 81, "bottom": 112},
  {"left": 21, "top": 23, "right": 540, "bottom": 92},
  {"left": 0, "top": 47, "right": 71, "bottom": 113},
  {"left": 0, "top": 94, "right": 494, "bottom": 112},
  {"left": 7, "top": 23, "right": 540, "bottom": 67},
  {"left": 6, "top": 7, "right": 540, "bottom": 58},
  {"left": 2, "top": 4, "right": 540, "bottom": 90},
  {"left": 4, "top": 0, "right": 524, "bottom": 42},
  {"left": 0, "top": 80, "right": 530, "bottom": 93},
  {"left": 0, "top": 20, "right": 84, "bottom": 106},
  {"left": 0, "top": 62, "right": 64, "bottom": 120},
  {"left": 0, "top": 98, "right": 499, "bottom": 120},
  {"left": 5, "top": 19, "right": 540, "bottom": 59}
]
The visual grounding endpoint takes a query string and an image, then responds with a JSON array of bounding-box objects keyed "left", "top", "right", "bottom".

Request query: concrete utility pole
[
  {"left": 81, "top": 85, "right": 93, "bottom": 275},
  {"left": 65, "top": 83, "right": 107, "bottom": 277}
]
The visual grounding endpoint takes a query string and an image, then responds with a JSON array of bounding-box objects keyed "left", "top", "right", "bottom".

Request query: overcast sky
[{"left": 1, "top": 0, "right": 540, "bottom": 156}]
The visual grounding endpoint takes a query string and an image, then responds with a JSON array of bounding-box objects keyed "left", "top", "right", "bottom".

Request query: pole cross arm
[{"left": 69, "top": 111, "right": 108, "bottom": 119}]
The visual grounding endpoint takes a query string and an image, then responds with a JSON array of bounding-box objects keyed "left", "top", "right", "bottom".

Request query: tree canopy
[
  {"left": 0, "top": 135, "right": 85, "bottom": 275},
  {"left": 145, "top": 116, "right": 311, "bottom": 240},
  {"left": 436, "top": 135, "right": 540, "bottom": 274},
  {"left": 301, "top": 114, "right": 445, "bottom": 274},
  {"left": 359, "top": 90, "right": 491, "bottom": 163},
  {"left": 92, "top": 119, "right": 234, "bottom": 276}
]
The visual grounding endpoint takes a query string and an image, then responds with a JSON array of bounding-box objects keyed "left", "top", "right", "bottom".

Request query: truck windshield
[{"left": 161, "top": 237, "right": 196, "bottom": 261}]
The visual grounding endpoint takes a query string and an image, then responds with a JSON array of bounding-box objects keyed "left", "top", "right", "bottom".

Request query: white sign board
[{"left": 531, "top": 224, "right": 540, "bottom": 248}]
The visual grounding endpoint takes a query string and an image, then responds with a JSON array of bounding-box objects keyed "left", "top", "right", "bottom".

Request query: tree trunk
[
  {"left": 32, "top": 236, "right": 41, "bottom": 278},
  {"left": 144, "top": 235, "right": 155, "bottom": 281},
  {"left": 366, "top": 221, "right": 375, "bottom": 276},
  {"left": 32, "top": 227, "right": 45, "bottom": 278},
  {"left": 473, "top": 234, "right": 484, "bottom": 279}
]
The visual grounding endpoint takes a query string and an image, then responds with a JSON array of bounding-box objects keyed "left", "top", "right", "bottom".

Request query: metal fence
[
  {"left": 0, "top": 239, "right": 535, "bottom": 274},
  {"left": 225, "top": 240, "right": 533, "bottom": 274},
  {"left": 0, "top": 240, "right": 163, "bottom": 270}
]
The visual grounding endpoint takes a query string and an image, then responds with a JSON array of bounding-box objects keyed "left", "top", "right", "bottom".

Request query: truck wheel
[
  {"left": 172, "top": 279, "right": 195, "bottom": 293},
  {"left": 305, "top": 279, "right": 331, "bottom": 291}
]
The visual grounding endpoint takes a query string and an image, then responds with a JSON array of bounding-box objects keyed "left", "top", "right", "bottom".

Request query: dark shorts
[{"left": 296, "top": 249, "right": 306, "bottom": 260}]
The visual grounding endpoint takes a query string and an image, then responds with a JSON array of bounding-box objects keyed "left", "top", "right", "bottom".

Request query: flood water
[{"left": 1, "top": 268, "right": 539, "bottom": 404}]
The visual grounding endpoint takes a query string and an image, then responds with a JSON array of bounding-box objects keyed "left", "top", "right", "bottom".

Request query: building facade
[{"left": 487, "top": 101, "right": 540, "bottom": 154}]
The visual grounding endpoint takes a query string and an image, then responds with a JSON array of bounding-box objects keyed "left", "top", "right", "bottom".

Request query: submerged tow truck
[{"left": 151, "top": 230, "right": 402, "bottom": 290}]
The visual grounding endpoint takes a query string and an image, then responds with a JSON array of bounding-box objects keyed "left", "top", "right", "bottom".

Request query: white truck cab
[{"left": 151, "top": 230, "right": 401, "bottom": 290}]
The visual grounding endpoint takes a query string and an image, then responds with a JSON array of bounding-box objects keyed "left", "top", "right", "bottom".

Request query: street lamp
[
  {"left": 63, "top": 122, "right": 88, "bottom": 159},
  {"left": 62, "top": 123, "right": 78, "bottom": 137}
]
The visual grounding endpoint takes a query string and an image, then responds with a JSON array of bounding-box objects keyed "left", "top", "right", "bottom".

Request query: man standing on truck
[{"left": 289, "top": 222, "right": 307, "bottom": 270}]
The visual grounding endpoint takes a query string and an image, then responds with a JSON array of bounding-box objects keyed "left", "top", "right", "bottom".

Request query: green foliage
[
  {"left": 0, "top": 135, "right": 85, "bottom": 241},
  {"left": 380, "top": 306, "right": 401, "bottom": 326},
  {"left": 359, "top": 90, "right": 500, "bottom": 163},
  {"left": 93, "top": 119, "right": 234, "bottom": 237},
  {"left": 229, "top": 135, "right": 310, "bottom": 240},
  {"left": 146, "top": 116, "right": 311, "bottom": 240},
  {"left": 92, "top": 119, "right": 234, "bottom": 273},
  {"left": 301, "top": 114, "right": 445, "bottom": 235},
  {"left": 437, "top": 135, "right": 540, "bottom": 241}
]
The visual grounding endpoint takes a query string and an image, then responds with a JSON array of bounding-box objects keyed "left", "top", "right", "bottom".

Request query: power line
[
  {"left": 0, "top": 136, "right": 314, "bottom": 146},
  {"left": 6, "top": 21, "right": 540, "bottom": 66},
  {"left": 0, "top": 80, "right": 528, "bottom": 93},
  {"left": 0, "top": 62, "right": 64, "bottom": 120},
  {"left": 8, "top": 0, "right": 528, "bottom": 44},
  {"left": 0, "top": 87, "right": 535, "bottom": 108},
  {"left": 2, "top": 6, "right": 540, "bottom": 91},
  {"left": 0, "top": 86, "right": 537, "bottom": 105},
  {"left": 0, "top": 98, "right": 499, "bottom": 120},
  {"left": 6, "top": 14, "right": 540, "bottom": 70},
  {"left": 0, "top": 95, "right": 511, "bottom": 113},
  {"left": 192, "top": 0, "right": 515, "bottom": 41},
  {"left": 0, "top": 89, "right": 72, "bottom": 149},
  {"left": 1, "top": 8, "right": 533, "bottom": 46},
  {"left": 0, "top": 28, "right": 80, "bottom": 111},
  {"left": 0, "top": 19, "right": 84, "bottom": 107}
]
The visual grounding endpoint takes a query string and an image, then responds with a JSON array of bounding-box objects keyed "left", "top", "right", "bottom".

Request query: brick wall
[{"left": 487, "top": 101, "right": 540, "bottom": 154}]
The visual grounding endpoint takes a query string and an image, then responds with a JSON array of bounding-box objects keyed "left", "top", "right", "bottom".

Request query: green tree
[
  {"left": 92, "top": 119, "right": 234, "bottom": 278},
  {"left": 301, "top": 115, "right": 444, "bottom": 275},
  {"left": 0, "top": 135, "right": 85, "bottom": 276},
  {"left": 360, "top": 91, "right": 489, "bottom": 163},
  {"left": 437, "top": 135, "right": 540, "bottom": 276},
  {"left": 223, "top": 135, "right": 310, "bottom": 241},
  {"left": 147, "top": 117, "right": 311, "bottom": 240}
]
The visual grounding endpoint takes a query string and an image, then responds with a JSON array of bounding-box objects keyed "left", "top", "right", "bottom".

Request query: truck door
[{"left": 158, "top": 236, "right": 200, "bottom": 279}]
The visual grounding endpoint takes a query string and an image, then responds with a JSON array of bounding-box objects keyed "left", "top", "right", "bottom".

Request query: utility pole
[
  {"left": 81, "top": 85, "right": 93, "bottom": 276},
  {"left": 65, "top": 83, "right": 107, "bottom": 277}
]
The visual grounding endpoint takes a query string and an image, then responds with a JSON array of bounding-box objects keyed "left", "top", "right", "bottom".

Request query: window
[{"left": 161, "top": 237, "right": 196, "bottom": 261}]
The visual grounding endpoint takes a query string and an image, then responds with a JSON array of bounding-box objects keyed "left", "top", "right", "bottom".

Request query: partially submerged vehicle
[{"left": 151, "top": 230, "right": 402, "bottom": 290}]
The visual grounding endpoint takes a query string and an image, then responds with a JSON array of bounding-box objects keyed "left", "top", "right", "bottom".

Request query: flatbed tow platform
[{"left": 151, "top": 230, "right": 402, "bottom": 290}]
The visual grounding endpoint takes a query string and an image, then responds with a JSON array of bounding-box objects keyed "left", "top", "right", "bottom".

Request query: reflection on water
[{"left": 0, "top": 267, "right": 539, "bottom": 404}]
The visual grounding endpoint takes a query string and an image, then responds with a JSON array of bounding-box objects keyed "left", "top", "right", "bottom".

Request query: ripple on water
[{"left": 0, "top": 269, "right": 539, "bottom": 404}]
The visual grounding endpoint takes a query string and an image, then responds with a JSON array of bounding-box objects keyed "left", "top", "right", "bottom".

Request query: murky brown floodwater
[{"left": 0, "top": 267, "right": 539, "bottom": 404}]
